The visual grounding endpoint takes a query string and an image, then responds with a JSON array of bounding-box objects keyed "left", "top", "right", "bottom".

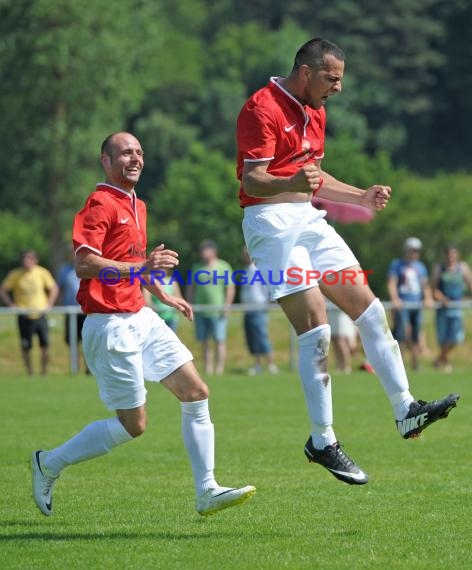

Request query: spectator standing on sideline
[
  {"left": 57, "top": 248, "right": 88, "bottom": 373},
  {"left": 240, "top": 247, "right": 278, "bottom": 376},
  {"left": 0, "top": 250, "right": 59, "bottom": 375},
  {"left": 236, "top": 38, "right": 459, "bottom": 485},
  {"left": 187, "top": 240, "right": 235, "bottom": 375},
  {"left": 327, "top": 306, "right": 357, "bottom": 374},
  {"left": 387, "top": 237, "right": 433, "bottom": 370},
  {"left": 31, "top": 132, "right": 255, "bottom": 518},
  {"left": 432, "top": 245, "right": 472, "bottom": 372}
]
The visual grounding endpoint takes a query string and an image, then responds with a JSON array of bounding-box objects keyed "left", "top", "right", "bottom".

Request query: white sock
[
  {"left": 43, "top": 417, "right": 133, "bottom": 476},
  {"left": 298, "top": 325, "right": 336, "bottom": 449},
  {"left": 181, "top": 399, "right": 217, "bottom": 496},
  {"left": 355, "top": 298, "right": 414, "bottom": 420}
]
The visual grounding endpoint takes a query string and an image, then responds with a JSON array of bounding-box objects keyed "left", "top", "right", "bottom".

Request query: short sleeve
[
  {"left": 41, "top": 269, "right": 56, "bottom": 290},
  {"left": 387, "top": 260, "right": 399, "bottom": 278},
  {"left": 237, "top": 103, "right": 276, "bottom": 162},
  {"left": 222, "top": 260, "right": 233, "bottom": 276},
  {"left": 2, "top": 269, "right": 18, "bottom": 290},
  {"left": 73, "top": 197, "right": 112, "bottom": 256}
]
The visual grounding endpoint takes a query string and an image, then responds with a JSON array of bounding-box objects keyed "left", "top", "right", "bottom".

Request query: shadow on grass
[
  {"left": 0, "top": 520, "right": 288, "bottom": 542},
  {"left": 0, "top": 531, "right": 216, "bottom": 541}
]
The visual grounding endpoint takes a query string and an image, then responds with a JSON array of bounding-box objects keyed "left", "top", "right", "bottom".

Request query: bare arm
[
  {"left": 422, "top": 279, "right": 434, "bottom": 307},
  {"left": 318, "top": 170, "right": 391, "bottom": 211},
  {"left": 46, "top": 283, "right": 59, "bottom": 308},
  {"left": 222, "top": 283, "right": 236, "bottom": 317},
  {"left": 387, "top": 275, "right": 402, "bottom": 309},
  {"left": 461, "top": 262, "right": 472, "bottom": 294},
  {"left": 75, "top": 244, "right": 179, "bottom": 279},
  {"left": 242, "top": 161, "right": 322, "bottom": 198},
  {"left": 142, "top": 280, "right": 193, "bottom": 321},
  {"left": 142, "top": 287, "right": 153, "bottom": 307},
  {"left": 0, "top": 284, "right": 15, "bottom": 307},
  {"left": 431, "top": 264, "right": 448, "bottom": 303}
]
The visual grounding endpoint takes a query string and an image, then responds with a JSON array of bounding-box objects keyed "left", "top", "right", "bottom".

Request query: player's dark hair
[
  {"left": 101, "top": 133, "right": 118, "bottom": 158},
  {"left": 293, "top": 38, "right": 345, "bottom": 71}
]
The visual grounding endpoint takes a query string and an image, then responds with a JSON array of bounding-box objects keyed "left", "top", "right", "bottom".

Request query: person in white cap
[{"left": 387, "top": 237, "right": 433, "bottom": 370}]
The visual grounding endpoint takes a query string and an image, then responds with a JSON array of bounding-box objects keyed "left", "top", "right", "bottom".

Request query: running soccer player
[
  {"left": 236, "top": 38, "right": 459, "bottom": 485},
  {"left": 31, "top": 132, "right": 255, "bottom": 516}
]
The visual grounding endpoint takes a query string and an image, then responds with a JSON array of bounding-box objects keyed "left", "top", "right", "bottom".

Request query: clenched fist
[{"left": 291, "top": 163, "right": 323, "bottom": 193}]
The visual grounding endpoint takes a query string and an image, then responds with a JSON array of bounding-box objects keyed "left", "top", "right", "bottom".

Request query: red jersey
[
  {"left": 73, "top": 183, "right": 147, "bottom": 313},
  {"left": 236, "top": 77, "right": 326, "bottom": 207}
]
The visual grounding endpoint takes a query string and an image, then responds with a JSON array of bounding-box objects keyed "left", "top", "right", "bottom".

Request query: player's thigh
[
  {"left": 141, "top": 308, "right": 193, "bottom": 383},
  {"left": 243, "top": 203, "right": 315, "bottom": 301},
  {"left": 320, "top": 264, "right": 375, "bottom": 320},
  {"left": 278, "top": 286, "right": 328, "bottom": 335},
  {"left": 161, "top": 361, "right": 209, "bottom": 402},
  {"left": 82, "top": 314, "right": 147, "bottom": 411}
]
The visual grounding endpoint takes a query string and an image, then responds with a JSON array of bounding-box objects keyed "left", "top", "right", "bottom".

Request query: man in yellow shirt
[{"left": 0, "top": 250, "right": 59, "bottom": 375}]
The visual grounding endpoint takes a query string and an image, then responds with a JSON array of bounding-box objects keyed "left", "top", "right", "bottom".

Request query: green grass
[{"left": 1, "top": 370, "right": 470, "bottom": 569}]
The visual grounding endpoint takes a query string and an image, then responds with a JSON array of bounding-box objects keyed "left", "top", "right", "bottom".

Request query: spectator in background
[
  {"left": 432, "top": 245, "right": 472, "bottom": 373},
  {"left": 240, "top": 247, "right": 278, "bottom": 376},
  {"left": 0, "top": 249, "right": 59, "bottom": 375},
  {"left": 57, "top": 248, "right": 88, "bottom": 373},
  {"left": 143, "top": 268, "right": 183, "bottom": 332},
  {"left": 387, "top": 237, "right": 433, "bottom": 370},
  {"left": 187, "top": 240, "right": 235, "bottom": 375},
  {"left": 327, "top": 306, "right": 357, "bottom": 374}
]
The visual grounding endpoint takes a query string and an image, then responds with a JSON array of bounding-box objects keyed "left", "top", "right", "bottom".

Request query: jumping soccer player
[
  {"left": 236, "top": 38, "right": 459, "bottom": 484},
  {"left": 31, "top": 132, "right": 255, "bottom": 516}
]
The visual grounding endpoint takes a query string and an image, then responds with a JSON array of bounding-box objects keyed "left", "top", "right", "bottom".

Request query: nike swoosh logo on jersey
[
  {"left": 120, "top": 217, "right": 129, "bottom": 224},
  {"left": 284, "top": 124, "right": 296, "bottom": 132}
]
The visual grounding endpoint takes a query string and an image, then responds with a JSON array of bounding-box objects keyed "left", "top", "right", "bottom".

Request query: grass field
[{"left": 1, "top": 368, "right": 470, "bottom": 569}]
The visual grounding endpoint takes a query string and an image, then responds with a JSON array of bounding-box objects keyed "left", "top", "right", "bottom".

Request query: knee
[
  {"left": 119, "top": 415, "right": 147, "bottom": 438},
  {"left": 126, "top": 420, "right": 147, "bottom": 438},
  {"left": 183, "top": 381, "right": 209, "bottom": 402}
]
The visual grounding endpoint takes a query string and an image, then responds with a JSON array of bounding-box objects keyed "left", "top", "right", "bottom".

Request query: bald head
[
  {"left": 100, "top": 132, "right": 144, "bottom": 191},
  {"left": 101, "top": 132, "right": 140, "bottom": 159}
]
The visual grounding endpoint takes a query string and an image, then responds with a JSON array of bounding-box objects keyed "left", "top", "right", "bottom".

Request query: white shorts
[
  {"left": 242, "top": 202, "right": 359, "bottom": 300},
  {"left": 327, "top": 308, "right": 358, "bottom": 344},
  {"left": 82, "top": 307, "right": 193, "bottom": 410}
]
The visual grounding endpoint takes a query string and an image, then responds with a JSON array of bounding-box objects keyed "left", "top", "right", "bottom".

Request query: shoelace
[{"left": 332, "top": 442, "right": 355, "bottom": 469}]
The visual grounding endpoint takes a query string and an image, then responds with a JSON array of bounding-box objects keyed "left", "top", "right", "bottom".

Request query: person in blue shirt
[
  {"left": 387, "top": 237, "right": 433, "bottom": 370},
  {"left": 432, "top": 245, "right": 472, "bottom": 373},
  {"left": 57, "top": 250, "right": 88, "bottom": 373}
]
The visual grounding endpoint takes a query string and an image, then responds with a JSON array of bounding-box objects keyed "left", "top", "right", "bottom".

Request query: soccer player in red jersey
[
  {"left": 31, "top": 132, "right": 255, "bottom": 517},
  {"left": 237, "top": 38, "right": 459, "bottom": 484}
]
